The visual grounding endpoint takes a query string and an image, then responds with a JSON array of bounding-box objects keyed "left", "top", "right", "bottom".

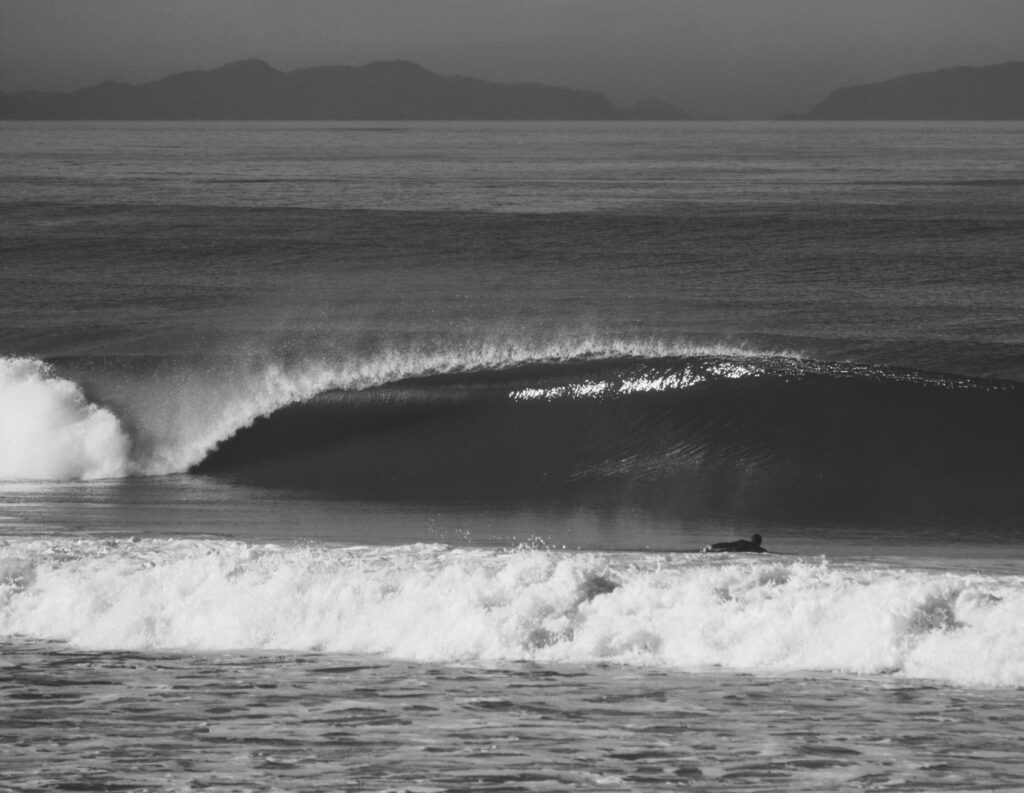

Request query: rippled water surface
[{"left": 5, "top": 645, "right": 1024, "bottom": 792}]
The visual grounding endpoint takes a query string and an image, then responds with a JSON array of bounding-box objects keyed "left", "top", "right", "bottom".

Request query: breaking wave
[
  {"left": 0, "top": 339, "right": 768, "bottom": 481},
  {"left": 2, "top": 537, "right": 1023, "bottom": 688},
  {"left": 193, "top": 354, "right": 1023, "bottom": 525},
  {"left": 2, "top": 343, "right": 1022, "bottom": 526}
]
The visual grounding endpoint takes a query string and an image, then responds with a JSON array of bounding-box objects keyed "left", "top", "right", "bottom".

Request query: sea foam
[
  {"left": 2, "top": 537, "right": 1022, "bottom": 688},
  {"left": 0, "top": 357, "right": 131, "bottom": 480}
]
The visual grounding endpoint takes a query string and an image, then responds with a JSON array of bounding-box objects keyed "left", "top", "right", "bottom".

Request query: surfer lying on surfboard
[{"left": 701, "top": 533, "right": 767, "bottom": 553}]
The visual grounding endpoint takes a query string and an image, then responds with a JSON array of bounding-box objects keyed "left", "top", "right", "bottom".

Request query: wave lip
[{"left": 3, "top": 537, "right": 1023, "bottom": 688}]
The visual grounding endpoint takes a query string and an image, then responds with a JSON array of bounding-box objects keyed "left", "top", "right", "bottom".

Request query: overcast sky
[{"left": 2, "top": 0, "right": 1022, "bottom": 118}]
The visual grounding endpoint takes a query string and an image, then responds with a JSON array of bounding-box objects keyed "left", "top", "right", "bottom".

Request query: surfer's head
[{"left": 751, "top": 534, "right": 763, "bottom": 548}]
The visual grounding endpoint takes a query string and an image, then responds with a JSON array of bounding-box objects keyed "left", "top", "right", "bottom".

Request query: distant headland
[
  {"left": 806, "top": 60, "right": 1024, "bottom": 120},
  {"left": 0, "top": 59, "right": 688, "bottom": 121},
  {"left": 5, "top": 57, "right": 1022, "bottom": 122}
]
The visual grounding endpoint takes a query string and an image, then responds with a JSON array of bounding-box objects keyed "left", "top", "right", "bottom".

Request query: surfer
[{"left": 701, "top": 533, "right": 767, "bottom": 554}]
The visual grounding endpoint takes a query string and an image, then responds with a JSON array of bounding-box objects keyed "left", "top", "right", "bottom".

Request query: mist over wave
[{"left": 3, "top": 537, "right": 1022, "bottom": 688}]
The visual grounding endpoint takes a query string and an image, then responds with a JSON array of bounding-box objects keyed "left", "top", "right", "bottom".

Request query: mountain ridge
[
  {"left": 0, "top": 59, "right": 688, "bottom": 121},
  {"left": 806, "top": 60, "right": 1024, "bottom": 120}
]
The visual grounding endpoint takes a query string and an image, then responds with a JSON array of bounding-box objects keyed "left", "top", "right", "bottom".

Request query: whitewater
[{"left": 3, "top": 537, "right": 1024, "bottom": 688}]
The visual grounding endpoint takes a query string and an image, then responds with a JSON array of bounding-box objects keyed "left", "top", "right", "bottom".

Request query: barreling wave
[
  {"left": 194, "top": 354, "right": 1024, "bottom": 526},
  {"left": 0, "top": 339, "right": 769, "bottom": 480},
  {"left": 2, "top": 537, "right": 1023, "bottom": 688},
  {"left": 3, "top": 345, "right": 1022, "bottom": 525}
]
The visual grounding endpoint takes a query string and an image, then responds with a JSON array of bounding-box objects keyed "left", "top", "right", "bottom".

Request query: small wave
[{"left": 3, "top": 537, "right": 1022, "bottom": 688}]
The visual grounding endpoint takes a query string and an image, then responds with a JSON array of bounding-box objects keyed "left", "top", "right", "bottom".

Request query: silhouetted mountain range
[
  {"left": 0, "top": 59, "right": 688, "bottom": 121},
  {"left": 807, "top": 61, "right": 1024, "bottom": 120}
]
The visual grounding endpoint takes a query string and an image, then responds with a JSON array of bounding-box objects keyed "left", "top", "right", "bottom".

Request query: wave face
[
  {"left": 3, "top": 538, "right": 1023, "bottom": 687},
  {"left": 194, "top": 354, "right": 1024, "bottom": 526}
]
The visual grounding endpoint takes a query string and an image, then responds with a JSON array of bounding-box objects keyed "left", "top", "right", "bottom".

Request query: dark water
[{"left": 2, "top": 121, "right": 1024, "bottom": 791}]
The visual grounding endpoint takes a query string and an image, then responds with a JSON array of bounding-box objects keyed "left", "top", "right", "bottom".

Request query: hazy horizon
[{"left": 2, "top": 0, "right": 1023, "bottom": 118}]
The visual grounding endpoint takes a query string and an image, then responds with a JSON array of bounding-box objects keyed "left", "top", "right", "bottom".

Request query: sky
[{"left": 2, "top": 0, "right": 1022, "bottom": 118}]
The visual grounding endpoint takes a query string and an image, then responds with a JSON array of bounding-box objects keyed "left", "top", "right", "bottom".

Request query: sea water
[{"left": 1, "top": 120, "right": 1023, "bottom": 791}]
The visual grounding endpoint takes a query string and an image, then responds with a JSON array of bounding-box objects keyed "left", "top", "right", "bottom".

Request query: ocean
[{"left": 1, "top": 120, "right": 1023, "bottom": 791}]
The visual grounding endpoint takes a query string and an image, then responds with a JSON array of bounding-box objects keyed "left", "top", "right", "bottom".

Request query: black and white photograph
[{"left": 2, "top": 1, "right": 1023, "bottom": 790}]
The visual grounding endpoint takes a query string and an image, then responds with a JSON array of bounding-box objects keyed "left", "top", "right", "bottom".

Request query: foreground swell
[{"left": 2, "top": 537, "right": 1023, "bottom": 687}]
